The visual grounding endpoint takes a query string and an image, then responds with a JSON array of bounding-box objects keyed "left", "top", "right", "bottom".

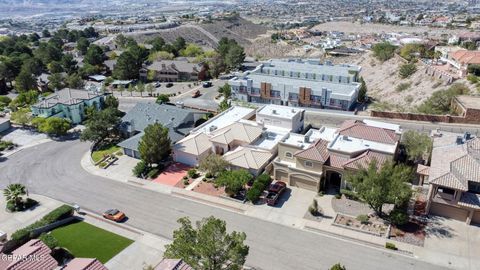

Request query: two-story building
[
  {"left": 173, "top": 105, "right": 300, "bottom": 175},
  {"left": 424, "top": 131, "right": 480, "bottom": 225},
  {"left": 229, "top": 59, "right": 361, "bottom": 111},
  {"left": 273, "top": 120, "right": 401, "bottom": 191},
  {"left": 31, "top": 88, "right": 107, "bottom": 124},
  {"left": 146, "top": 60, "right": 207, "bottom": 82}
]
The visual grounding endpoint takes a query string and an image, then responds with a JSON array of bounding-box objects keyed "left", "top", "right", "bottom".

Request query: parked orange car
[{"left": 103, "top": 209, "right": 126, "bottom": 222}]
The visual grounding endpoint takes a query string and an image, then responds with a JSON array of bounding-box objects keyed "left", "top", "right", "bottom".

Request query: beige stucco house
[
  {"left": 273, "top": 120, "right": 400, "bottom": 191},
  {"left": 424, "top": 131, "right": 480, "bottom": 225}
]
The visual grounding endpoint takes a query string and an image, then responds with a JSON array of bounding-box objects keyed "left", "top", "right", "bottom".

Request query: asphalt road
[{"left": 0, "top": 139, "right": 447, "bottom": 270}]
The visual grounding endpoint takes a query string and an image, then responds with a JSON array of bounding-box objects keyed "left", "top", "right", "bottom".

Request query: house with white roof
[
  {"left": 273, "top": 120, "right": 401, "bottom": 191},
  {"left": 173, "top": 105, "right": 295, "bottom": 175}
]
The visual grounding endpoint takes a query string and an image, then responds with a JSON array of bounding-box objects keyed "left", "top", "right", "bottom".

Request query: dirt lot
[
  {"left": 245, "top": 34, "right": 323, "bottom": 60},
  {"left": 312, "top": 21, "right": 458, "bottom": 38},
  {"left": 351, "top": 52, "right": 474, "bottom": 112}
]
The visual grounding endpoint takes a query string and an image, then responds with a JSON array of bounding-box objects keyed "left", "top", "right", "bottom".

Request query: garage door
[
  {"left": 472, "top": 211, "right": 480, "bottom": 225},
  {"left": 430, "top": 202, "right": 469, "bottom": 222},
  {"left": 290, "top": 175, "right": 318, "bottom": 191},
  {"left": 275, "top": 170, "right": 288, "bottom": 181}
]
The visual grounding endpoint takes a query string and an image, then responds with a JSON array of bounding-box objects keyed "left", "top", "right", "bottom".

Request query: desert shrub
[
  {"left": 372, "top": 42, "right": 396, "bottom": 62},
  {"left": 389, "top": 209, "right": 409, "bottom": 225},
  {"left": 309, "top": 199, "right": 319, "bottom": 216},
  {"left": 187, "top": 168, "right": 197, "bottom": 178},
  {"left": 385, "top": 242, "right": 397, "bottom": 250},
  {"left": 183, "top": 179, "right": 190, "bottom": 185},
  {"left": 147, "top": 168, "right": 160, "bottom": 179},
  {"left": 132, "top": 160, "right": 148, "bottom": 178},
  {"left": 6, "top": 201, "right": 16, "bottom": 212},
  {"left": 330, "top": 263, "right": 346, "bottom": 270},
  {"left": 395, "top": 82, "right": 412, "bottom": 92},
  {"left": 399, "top": 63, "right": 417, "bottom": 79},
  {"left": 335, "top": 194, "right": 342, "bottom": 199},
  {"left": 39, "top": 233, "right": 58, "bottom": 249},
  {"left": 467, "top": 74, "right": 479, "bottom": 84},
  {"left": 356, "top": 214, "right": 369, "bottom": 224},
  {"left": 246, "top": 186, "right": 263, "bottom": 203}
]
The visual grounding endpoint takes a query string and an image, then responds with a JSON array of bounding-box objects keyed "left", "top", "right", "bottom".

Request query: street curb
[
  {"left": 172, "top": 191, "right": 245, "bottom": 214},
  {"left": 304, "top": 225, "right": 414, "bottom": 257}
]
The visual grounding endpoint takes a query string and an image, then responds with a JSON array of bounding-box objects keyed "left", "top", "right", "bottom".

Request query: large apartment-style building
[
  {"left": 424, "top": 131, "right": 480, "bottom": 225},
  {"left": 273, "top": 120, "right": 401, "bottom": 191},
  {"left": 229, "top": 59, "right": 361, "bottom": 111}
]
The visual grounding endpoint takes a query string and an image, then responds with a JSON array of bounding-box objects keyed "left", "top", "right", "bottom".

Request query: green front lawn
[
  {"left": 92, "top": 144, "right": 121, "bottom": 163},
  {"left": 51, "top": 221, "right": 133, "bottom": 263}
]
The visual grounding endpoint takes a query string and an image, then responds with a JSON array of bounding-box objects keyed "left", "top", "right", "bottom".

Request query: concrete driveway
[
  {"left": 415, "top": 216, "right": 480, "bottom": 270},
  {"left": 1, "top": 128, "right": 49, "bottom": 148},
  {"left": 246, "top": 186, "right": 317, "bottom": 228}
]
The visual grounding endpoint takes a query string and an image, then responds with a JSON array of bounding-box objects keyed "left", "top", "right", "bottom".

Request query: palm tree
[{"left": 4, "top": 183, "right": 26, "bottom": 207}]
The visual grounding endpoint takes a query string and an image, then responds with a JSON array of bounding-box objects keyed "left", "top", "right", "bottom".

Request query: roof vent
[
  {"left": 272, "top": 109, "right": 277, "bottom": 114},
  {"left": 464, "top": 132, "right": 472, "bottom": 142},
  {"left": 209, "top": 125, "right": 217, "bottom": 132},
  {"left": 456, "top": 136, "right": 464, "bottom": 145}
]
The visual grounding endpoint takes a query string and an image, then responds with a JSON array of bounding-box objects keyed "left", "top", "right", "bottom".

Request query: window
[
  {"left": 305, "top": 161, "right": 313, "bottom": 167},
  {"left": 438, "top": 187, "right": 455, "bottom": 195},
  {"left": 469, "top": 182, "right": 480, "bottom": 194},
  {"left": 285, "top": 152, "right": 293, "bottom": 158}
]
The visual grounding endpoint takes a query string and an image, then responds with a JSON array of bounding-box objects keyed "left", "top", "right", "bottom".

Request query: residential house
[
  {"left": 31, "top": 88, "right": 107, "bottom": 124},
  {"left": 146, "top": 60, "right": 206, "bottom": 82},
  {"left": 0, "top": 239, "right": 58, "bottom": 270},
  {"left": 445, "top": 49, "right": 480, "bottom": 77},
  {"left": 154, "top": 259, "right": 192, "bottom": 270},
  {"left": 273, "top": 120, "right": 401, "bottom": 191},
  {"left": 62, "top": 258, "right": 107, "bottom": 270},
  {"left": 118, "top": 103, "right": 207, "bottom": 159},
  {"left": 424, "top": 131, "right": 480, "bottom": 225},
  {"left": 229, "top": 59, "right": 361, "bottom": 111},
  {"left": 173, "top": 105, "right": 295, "bottom": 175}
]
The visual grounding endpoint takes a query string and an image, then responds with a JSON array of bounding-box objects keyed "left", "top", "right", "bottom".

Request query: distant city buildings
[{"left": 229, "top": 59, "right": 361, "bottom": 111}]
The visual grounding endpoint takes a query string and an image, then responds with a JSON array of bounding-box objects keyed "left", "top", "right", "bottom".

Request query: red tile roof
[
  {"left": 0, "top": 239, "right": 58, "bottom": 270},
  {"left": 337, "top": 121, "right": 398, "bottom": 145},
  {"left": 155, "top": 259, "right": 193, "bottom": 270},
  {"left": 451, "top": 50, "right": 480, "bottom": 65},
  {"left": 294, "top": 139, "right": 330, "bottom": 162},
  {"left": 63, "top": 258, "right": 108, "bottom": 270},
  {"left": 342, "top": 150, "right": 390, "bottom": 170}
]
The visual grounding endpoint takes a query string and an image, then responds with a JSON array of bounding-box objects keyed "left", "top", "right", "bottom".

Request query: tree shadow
[{"left": 424, "top": 215, "right": 456, "bottom": 238}]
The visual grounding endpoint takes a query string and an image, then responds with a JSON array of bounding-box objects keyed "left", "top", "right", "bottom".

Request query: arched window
[{"left": 285, "top": 152, "right": 293, "bottom": 158}]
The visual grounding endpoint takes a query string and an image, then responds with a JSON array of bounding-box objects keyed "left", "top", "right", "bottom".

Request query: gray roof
[
  {"left": 262, "top": 59, "right": 361, "bottom": 77},
  {"left": 32, "top": 88, "right": 103, "bottom": 109},
  {"left": 247, "top": 73, "right": 359, "bottom": 99},
  {"left": 147, "top": 60, "right": 201, "bottom": 73},
  {"left": 118, "top": 103, "right": 206, "bottom": 151}
]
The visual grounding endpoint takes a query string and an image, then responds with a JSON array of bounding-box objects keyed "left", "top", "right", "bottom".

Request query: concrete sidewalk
[
  {"left": 80, "top": 212, "right": 168, "bottom": 270},
  {"left": 0, "top": 194, "right": 63, "bottom": 235}
]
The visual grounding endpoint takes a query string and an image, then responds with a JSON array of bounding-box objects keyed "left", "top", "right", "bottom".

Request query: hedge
[
  {"left": 11, "top": 204, "right": 74, "bottom": 246},
  {"left": 39, "top": 233, "right": 59, "bottom": 249}
]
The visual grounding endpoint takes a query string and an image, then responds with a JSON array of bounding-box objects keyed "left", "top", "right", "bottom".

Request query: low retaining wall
[{"left": 371, "top": 111, "right": 480, "bottom": 125}]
